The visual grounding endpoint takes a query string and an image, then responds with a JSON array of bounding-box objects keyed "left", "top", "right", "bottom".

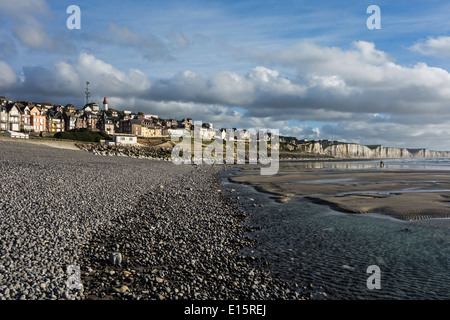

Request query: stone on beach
[
  {"left": 109, "top": 253, "right": 122, "bottom": 266},
  {"left": 0, "top": 139, "right": 311, "bottom": 301}
]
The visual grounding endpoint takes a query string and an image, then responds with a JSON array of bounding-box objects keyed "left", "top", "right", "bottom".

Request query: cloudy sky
[{"left": 1, "top": 0, "right": 450, "bottom": 150}]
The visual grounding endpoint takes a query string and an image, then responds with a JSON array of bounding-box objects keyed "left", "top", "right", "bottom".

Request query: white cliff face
[{"left": 306, "top": 142, "right": 450, "bottom": 159}]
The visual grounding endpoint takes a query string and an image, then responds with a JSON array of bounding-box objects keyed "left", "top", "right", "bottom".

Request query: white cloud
[
  {"left": 410, "top": 36, "right": 450, "bottom": 57},
  {"left": 0, "top": 61, "right": 18, "bottom": 89},
  {"left": 15, "top": 53, "right": 151, "bottom": 101},
  {"left": 0, "top": 35, "right": 16, "bottom": 59},
  {"left": 248, "top": 40, "right": 450, "bottom": 116},
  {"left": 168, "top": 31, "right": 190, "bottom": 50},
  {"left": 0, "top": 0, "right": 50, "bottom": 19},
  {"left": 108, "top": 23, "right": 175, "bottom": 62},
  {"left": 7, "top": 39, "right": 450, "bottom": 150},
  {"left": 13, "top": 22, "right": 53, "bottom": 50},
  {"left": 0, "top": 0, "right": 73, "bottom": 52},
  {"left": 75, "top": 53, "right": 151, "bottom": 94}
]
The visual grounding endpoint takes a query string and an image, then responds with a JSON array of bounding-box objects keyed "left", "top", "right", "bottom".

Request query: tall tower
[{"left": 103, "top": 97, "right": 108, "bottom": 111}]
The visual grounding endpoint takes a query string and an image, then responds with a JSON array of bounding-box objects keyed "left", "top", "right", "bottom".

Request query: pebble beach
[{"left": 0, "top": 138, "right": 316, "bottom": 300}]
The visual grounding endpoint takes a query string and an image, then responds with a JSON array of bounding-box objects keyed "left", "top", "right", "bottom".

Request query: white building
[
  {"left": 168, "top": 128, "right": 190, "bottom": 138},
  {"left": 112, "top": 134, "right": 137, "bottom": 145},
  {"left": 7, "top": 104, "right": 20, "bottom": 132},
  {"left": 200, "top": 128, "right": 216, "bottom": 140},
  {"left": 0, "top": 106, "right": 7, "bottom": 131}
]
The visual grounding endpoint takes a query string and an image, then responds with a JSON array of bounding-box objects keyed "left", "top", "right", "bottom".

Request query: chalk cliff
[{"left": 305, "top": 142, "right": 450, "bottom": 159}]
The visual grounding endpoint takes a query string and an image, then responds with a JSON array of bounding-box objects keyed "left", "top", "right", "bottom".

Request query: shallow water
[
  {"left": 281, "top": 158, "right": 450, "bottom": 171},
  {"left": 221, "top": 163, "right": 450, "bottom": 300}
]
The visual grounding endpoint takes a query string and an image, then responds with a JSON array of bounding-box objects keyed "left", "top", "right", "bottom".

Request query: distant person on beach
[{"left": 380, "top": 160, "right": 385, "bottom": 168}]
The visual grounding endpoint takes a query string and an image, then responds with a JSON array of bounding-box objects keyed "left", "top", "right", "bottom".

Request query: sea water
[{"left": 221, "top": 159, "right": 450, "bottom": 300}]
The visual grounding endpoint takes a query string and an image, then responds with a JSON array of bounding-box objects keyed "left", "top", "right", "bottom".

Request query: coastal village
[
  {"left": 0, "top": 94, "right": 219, "bottom": 142},
  {"left": 0, "top": 93, "right": 329, "bottom": 149},
  {"left": 2, "top": 93, "right": 450, "bottom": 161}
]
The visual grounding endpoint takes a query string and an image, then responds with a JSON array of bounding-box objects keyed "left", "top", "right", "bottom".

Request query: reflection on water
[
  {"left": 281, "top": 158, "right": 450, "bottom": 171},
  {"left": 222, "top": 160, "right": 450, "bottom": 300},
  {"left": 289, "top": 177, "right": 358, "bottom": 184}
]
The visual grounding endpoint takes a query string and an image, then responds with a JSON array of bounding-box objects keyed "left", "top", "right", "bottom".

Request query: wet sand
[{"left": 230, "top": 165, "right": 450, "bottom": 221}]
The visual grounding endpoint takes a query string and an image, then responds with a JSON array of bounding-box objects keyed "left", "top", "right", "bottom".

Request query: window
[
  {"left": 129, "top": 137, "right": 133, "bottom": 141},
  {"left": 121, "top": 137, "right": 125, "bottom": 141}
]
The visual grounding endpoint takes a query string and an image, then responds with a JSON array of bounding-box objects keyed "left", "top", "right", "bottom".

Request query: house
[
  {"left": 39, "top": 103, "right": 54, "bottom": 110},
  {"left": 83, "top": 112, "right": 100, "bottom": 130},
  {"left": 130, "top": 119, "right": 142, "bottom": 136},
  {"left": 162, "top": 119, "right": 178, "bottom": 128},
  {"left": 105, "top": 109, "right": 119, "bottom": 118},
  {"left": 112, "top": 134, "right": 137, "bottom": 145},
  {"left": 117, "top": 119, "right": 129, "bottom": 134},
  {"left": 117, "top": 119, "right": 142, "bottom": 135},
  {"left": 141, "top": 125, "right": 163, "bottom": 138},
  {"left": 17, "top": 104, "right": 34, "bottom": 132},
  {"left": 65, "top": 104, "right": 76, "bottom": 113},
  {"left": 140, "top": 126, "right": 151, "bottom": 138},
  {"left": 74, "top": 114, "right": 87, "bottom": 129},
  {"left": 216, "top": 128, "right": 227, "bottom": 140},
  {"left": 63, "top": 112, "right": 77, "bottom": 132},
  {"left": 53, "top": 105, "right": 64, "bottom": 112},
  {"left": 0, "top": 105, "right": 8, "bottom": 131},
  {"left": 97, "top": 114, "right": 115, "bottom": 135},
  {"left": 179, "top": 118, "right": 192, "bottom": 129},
  {"left": 6, "top": 103, "right": 21, "bottom": 132},
  {"left": 235, "top": 129, "right": 251, "bottom": 140},
  {"left": 85, "top": 102, "right": 99, "bottom": 113},
  {"left": 168, "top": 128, "right": 190, "bottom": 138},
  {"left": 0, "top": 96, "right": 12, "bottom": 107},
  {"left": 30, "top": 106, "right": 46, "bottom": 133},
  {"left": 46, "top": 110, "right": 65, "bottom": 133},
  {"left": 200, "top": 128, "right": 216, "bottom": 140},
  {"left": 129, "top": 113, "right": 138, "bottom": 119}
]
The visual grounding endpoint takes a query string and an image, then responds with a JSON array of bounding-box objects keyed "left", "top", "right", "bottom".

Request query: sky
[{"left": 1, "top": 0, "right": 450, "bottom": 150}]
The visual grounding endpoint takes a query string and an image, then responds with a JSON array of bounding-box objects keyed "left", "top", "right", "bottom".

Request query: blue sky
[{"left": 2, "top": 0, "right": 450, "bottom": 150}]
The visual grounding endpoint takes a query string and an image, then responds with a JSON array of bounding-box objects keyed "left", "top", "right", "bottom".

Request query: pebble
[{"left": 0, "top": 140, "right": 317, "bottom": 301}]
